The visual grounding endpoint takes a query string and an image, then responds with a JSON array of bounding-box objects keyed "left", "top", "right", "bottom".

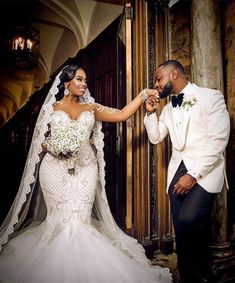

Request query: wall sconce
[{"left": 9, "top": 24, "right": 39, "bottom": 70}]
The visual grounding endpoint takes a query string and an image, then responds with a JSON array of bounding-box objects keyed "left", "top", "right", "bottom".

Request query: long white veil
[{"left": 0, "top": 71, "right": 150, "bottom": 266}]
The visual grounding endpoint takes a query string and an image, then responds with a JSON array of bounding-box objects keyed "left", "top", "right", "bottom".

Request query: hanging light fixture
[{"left": 8, "top": 24, "right": 39, "bottom": 70}]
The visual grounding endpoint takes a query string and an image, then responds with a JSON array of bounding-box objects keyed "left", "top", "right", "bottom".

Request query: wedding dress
[{"left": 0, "top": 70, "right": 172, "bottom": 283}]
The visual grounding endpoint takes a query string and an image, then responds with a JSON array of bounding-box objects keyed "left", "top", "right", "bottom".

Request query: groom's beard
[{"left": 159, "top": 82, "right": 174, "bottom": 99}]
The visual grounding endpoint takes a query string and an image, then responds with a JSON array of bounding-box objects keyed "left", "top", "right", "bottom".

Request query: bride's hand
[{"left": 145, "top": 89, "right": 159, "bottom": 113}]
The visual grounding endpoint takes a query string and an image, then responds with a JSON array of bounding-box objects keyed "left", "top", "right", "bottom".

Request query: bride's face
[{"left": 67, "top": 69, "right": 87, "bottom": 97}]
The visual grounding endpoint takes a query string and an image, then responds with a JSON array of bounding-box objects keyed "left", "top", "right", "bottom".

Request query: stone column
[
  {"left": 223, "top": 0, "right": 235, "bottom": 247},
  {"left": 191, "top": 0, "right": 223, "bottom": 89},
  {"left": 191, "top": 0, "right": 231, "bottom": 263}
]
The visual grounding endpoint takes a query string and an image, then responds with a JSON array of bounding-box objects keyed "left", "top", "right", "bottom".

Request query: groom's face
[{"left": 155, "top": 66, "right": 174, "bottom": 99}]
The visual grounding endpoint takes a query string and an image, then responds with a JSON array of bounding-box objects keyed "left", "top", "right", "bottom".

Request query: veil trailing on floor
[{"left": 0, "top": 69, "right": 150, "bottom": 266}]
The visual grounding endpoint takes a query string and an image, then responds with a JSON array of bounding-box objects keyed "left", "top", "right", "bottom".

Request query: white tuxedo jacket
[{"left": 144, "top": 83, "right": 230, "bottom": 193}]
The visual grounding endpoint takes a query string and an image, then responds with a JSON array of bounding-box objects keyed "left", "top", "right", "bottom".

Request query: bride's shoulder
[
  {"left": 52, "top": 101, "right": 63, "bottom": 111},
  {"left": 80, "top": 102, "right": 100, "bottom": 111}
]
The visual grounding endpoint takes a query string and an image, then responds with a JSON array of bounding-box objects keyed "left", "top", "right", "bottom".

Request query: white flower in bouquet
[
  {"left": 43, "top": 122, "right": 90, "bottom": 160},
  {"left": 181, "top": 94, "right": 197, "bottom": 111}
]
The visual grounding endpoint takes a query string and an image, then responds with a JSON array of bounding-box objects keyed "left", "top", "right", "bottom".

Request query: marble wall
[
  {"left": 168, "top": 0, "right": 191, "bottom": 79},
  {"left": 223, "top": 1, "right": 235, "bottom": 244}
]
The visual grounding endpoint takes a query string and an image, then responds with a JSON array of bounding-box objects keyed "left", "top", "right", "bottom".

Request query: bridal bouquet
[{"left": 43, "top": 122, "right": 90, "bottom": 160}]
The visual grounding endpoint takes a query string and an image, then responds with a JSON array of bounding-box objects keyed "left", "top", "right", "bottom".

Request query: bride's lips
[{"left": 79, "top": 88, "right": 86, "bottom": 93}]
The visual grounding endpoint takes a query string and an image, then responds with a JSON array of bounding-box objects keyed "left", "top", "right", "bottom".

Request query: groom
[{"left": 144, "top": 60, "right": 230, "bottom": 283}]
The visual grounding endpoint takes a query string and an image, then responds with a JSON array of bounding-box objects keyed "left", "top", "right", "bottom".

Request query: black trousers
[{"left": 168, "top": 161, "right": 216, "bottom": 283}]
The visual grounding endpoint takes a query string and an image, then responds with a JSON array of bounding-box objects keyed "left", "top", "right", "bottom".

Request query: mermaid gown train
[{"left": 0, "top": 110, "right": 172, "bottom": 283}]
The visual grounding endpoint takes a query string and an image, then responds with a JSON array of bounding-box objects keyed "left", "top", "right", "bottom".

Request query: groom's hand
[
  {"left": 173, "top": 174, "right": 197, "bottom": 195},
  {"left": 145, "top": 90, "right": 159, "bottom": 113}
]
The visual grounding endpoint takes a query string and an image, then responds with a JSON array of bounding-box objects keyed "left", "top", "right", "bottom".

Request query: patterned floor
[
  {"left": 151, "top": 251, "right": 235, "bottom": 283},
  {"left": 151, "top": 252, "right": 179, "bottom": 283}
]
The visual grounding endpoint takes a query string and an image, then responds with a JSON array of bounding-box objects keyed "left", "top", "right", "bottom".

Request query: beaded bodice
[{"left": 39, "top": 110, "right": 98, "bottom": 237}]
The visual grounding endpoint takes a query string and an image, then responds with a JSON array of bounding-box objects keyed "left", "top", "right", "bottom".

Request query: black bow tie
[{"left": 172, "top": 93, "right": 184, "bottom": 108}]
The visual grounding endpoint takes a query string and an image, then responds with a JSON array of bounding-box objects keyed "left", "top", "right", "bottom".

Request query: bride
[{"left": 0, "top": 64, "right": 172, "bottom": 283}]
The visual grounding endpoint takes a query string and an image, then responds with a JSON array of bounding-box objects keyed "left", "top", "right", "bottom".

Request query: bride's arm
[{"left": 93, "top": 89, "right": 157, "bottom": 123}]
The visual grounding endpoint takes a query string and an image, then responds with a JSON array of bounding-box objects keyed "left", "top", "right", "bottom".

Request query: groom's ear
[{"left": 170, "top": 69, "right": 178, "bottom": 80}]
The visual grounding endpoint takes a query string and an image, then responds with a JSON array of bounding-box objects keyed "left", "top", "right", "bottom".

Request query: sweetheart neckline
[{"left": 53, "top": 109, "right": 91, "bottom": 121}]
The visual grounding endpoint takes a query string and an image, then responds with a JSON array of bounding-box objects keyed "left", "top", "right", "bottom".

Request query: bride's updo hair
[{"left": 55, "top": 64, "right": 84, "bottom": 101}]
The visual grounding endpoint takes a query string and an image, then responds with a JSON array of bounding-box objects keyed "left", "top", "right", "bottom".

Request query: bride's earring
[{"left": 64, "top": 86, "right": 69, "bottom": 96}]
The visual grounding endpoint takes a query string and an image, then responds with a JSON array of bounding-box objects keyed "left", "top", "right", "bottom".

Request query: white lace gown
[{"left": 0, "top": 111, "right": 172, "bottom": 283}]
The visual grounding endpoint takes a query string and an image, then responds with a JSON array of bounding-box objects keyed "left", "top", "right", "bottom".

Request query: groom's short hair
[{"left": 158, "top": 60, "right": 186, "bottom": 75}]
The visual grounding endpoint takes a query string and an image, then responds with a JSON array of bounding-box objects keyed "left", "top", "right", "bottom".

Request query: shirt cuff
[{"left": 187, "top": 170, "right": 201, "bottom": 182}]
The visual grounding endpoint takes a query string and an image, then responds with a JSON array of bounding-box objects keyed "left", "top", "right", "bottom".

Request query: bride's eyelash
[{"left": 76, "top": 76, "right": 87, "bottom": 83}]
